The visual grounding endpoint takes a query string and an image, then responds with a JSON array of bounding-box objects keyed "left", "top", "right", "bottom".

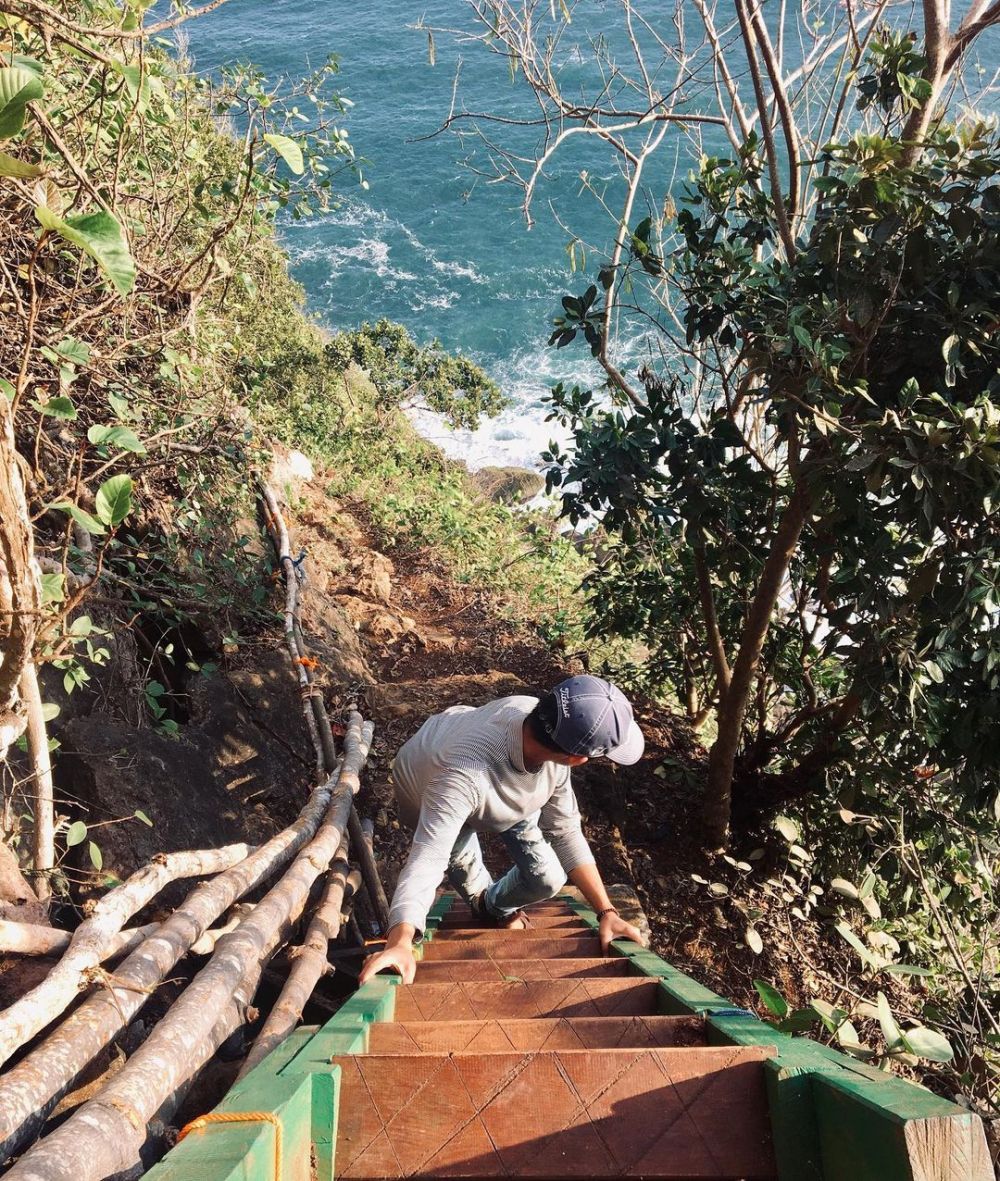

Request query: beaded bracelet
[{"left": 595, "top": 906, "right": 618, "bottom": 920}]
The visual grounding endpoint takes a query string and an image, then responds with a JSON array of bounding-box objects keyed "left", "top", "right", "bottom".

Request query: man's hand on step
[
  {"left": 359, "top": 924, "right": 418, "bottom": 985},
  {"left": 599, "top": 910, "right": 647, "bottom": 953}
]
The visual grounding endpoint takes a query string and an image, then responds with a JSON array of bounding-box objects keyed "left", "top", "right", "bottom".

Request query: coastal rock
[{"left": 470, "top": 465, "right": 544, "bottom": 505}]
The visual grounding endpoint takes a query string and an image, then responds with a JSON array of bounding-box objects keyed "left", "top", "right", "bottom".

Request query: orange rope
[{"left": 178, "top": 1110, "right": 282, "bottom": 1177}]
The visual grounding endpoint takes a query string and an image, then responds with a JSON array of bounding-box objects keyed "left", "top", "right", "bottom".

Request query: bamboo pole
[
  {"left": 0, "top": 920, "right": 158, "bottom": 958},
  {"left": 0, "top": 767, "right": 339, "bottom": 1162},
  {"left": 6, "top": 713, "right": 374, "bottom": 1181},
  {"left": 0, "top": 843, "right": 251, "bottom": 1070},
  {"left": 234, "top": 839, "right": 354, "bottom": 1080}
]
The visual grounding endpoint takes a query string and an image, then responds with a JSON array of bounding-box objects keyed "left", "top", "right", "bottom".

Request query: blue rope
[{"left": 281, "top": 549, "right": 307, "bottom": 585}]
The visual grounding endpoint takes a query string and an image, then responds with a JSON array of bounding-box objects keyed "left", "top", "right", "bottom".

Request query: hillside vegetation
[{"left": 0, "top": 0, "right": 586, "bottom": 860}]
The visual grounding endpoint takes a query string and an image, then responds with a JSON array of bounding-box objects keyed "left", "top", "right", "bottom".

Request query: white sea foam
[
  {"left": 412, "top": 291, "right": 459, "bottom": 311},
  {"left": 406, "top": 341, "right": 604, "bottom": 473},
  {"left": 431, "top": 257, "right": 486, "bottom": 283},
  {"left": 406, "top": 319, "right": 664, "bottom": 477},
  {"left": 302, "top": 237, "right": 420, "bottom": 285}
]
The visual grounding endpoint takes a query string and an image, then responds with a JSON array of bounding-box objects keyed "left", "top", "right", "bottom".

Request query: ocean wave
[
  {"left": 298, "top": 237, "right": 420, "bottom": 285},
  {"left": 431, "top": 257, "right": 487, "bottom": 283},
  {"left": 411, "top": 291, "right": 459, "bottom": 311}
]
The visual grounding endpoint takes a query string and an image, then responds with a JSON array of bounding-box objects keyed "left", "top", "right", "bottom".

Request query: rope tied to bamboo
[{"left": 178, "top": 1110, "right": 282, "bottom": 1176}]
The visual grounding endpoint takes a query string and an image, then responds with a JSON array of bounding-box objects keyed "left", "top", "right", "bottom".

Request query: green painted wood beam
[
  {"left": 275, "top": 978, "right": 400, "bottom": 1180},
  {"left": 145, "top": 1070, "right": 313, "bottom": 1181},
  {"left": 812, "top": 1069, "right": 993, "bottom": 1181},
  {"left": 566, "top": 895, "right": 990, "bottom": 1181}
]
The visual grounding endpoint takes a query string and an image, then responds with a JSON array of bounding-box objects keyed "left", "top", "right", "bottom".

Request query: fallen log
[
  {"left": 6, "top": 713, "right": 374, "bottom": 1181},
  {"left": 189, "top": 904, "right": 254, "bottom": 956},
  {"left": 235, "top": 842, "right": 358, "bottom": 1080},
  {"left": 0, "top": 843, "right": 251, "bottom": 1070},
  {"left": 0, "top": 920, "right": 159, "bottom": 959},
  {"left": 0, "top": 765, "right": 340, "bottom": 1163}
]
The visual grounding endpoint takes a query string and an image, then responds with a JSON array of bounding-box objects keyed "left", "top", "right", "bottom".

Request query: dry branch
[
  {"left": 0, "top": 920, "right": 158, "bottom": 959},
  {"left": 355, "top": 814, "right": 390, "bottom": 932},
  {"left": 0, "top": 843, "right": 251, "bottom": 1070},
  {"left": 0, "top": 768, "right": 338, "bottom": 1161},
  {"left": 259, "top": 479, "right": 326, "bottom": 781},
  {"left": 0, "top": 397, "right": 40, "bottom": 764},
  {"left": 7, "top": 713, "right": 374, "bottom": 1181},
  {"left": 260, "top": 476, "right": 390, "bottom": 932}
]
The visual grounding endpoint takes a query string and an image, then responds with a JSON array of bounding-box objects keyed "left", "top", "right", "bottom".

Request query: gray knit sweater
[{"left": 388, "top": 696, "right": 594, "bottom": 932}]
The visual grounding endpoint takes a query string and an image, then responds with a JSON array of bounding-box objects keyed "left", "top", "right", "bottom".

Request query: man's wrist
[
  {"left": 386, "top": 923, "right": 416, "bottom": 950},
  {"left": 595, "top": 906, "right": 619, "bottom": 921}
]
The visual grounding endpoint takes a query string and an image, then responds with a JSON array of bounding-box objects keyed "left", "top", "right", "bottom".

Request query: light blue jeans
[{"left": 446, "top": 813, "right": 567, "bottom": 917}]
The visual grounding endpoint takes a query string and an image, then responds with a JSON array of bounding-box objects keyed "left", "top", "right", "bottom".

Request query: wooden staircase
[
  {"left": 332, "top": 896, "right": 778, "bottom": 1179},
  {"left": 147, "top": 890, "right": 993, "bottom": 1181}
]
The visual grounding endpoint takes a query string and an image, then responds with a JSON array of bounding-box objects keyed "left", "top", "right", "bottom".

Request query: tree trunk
[
  {"left": 0, "top": 920, "right": 158, "bottom": 958},
  {"left": 5, "top": 715, "right": 374, "bottom": 1181},
  {"left": 702, "top": 481, "right": 811, "bottom": 846},
  {"left": 18, "top": 666, "right": 54, "bottom": 902},
  {"left": 900, "top": 0, "right": 952, "bottom": 160},
  {"left": 0, "top": 396, "right": 40, "bottom": 764},
  {"left": 0, "top": 844, "right": 251, "bottom": 1070},
  {"left": 693, "top": 543, "right": 731, "bottom": 699},
  {"left": 0, "top": 765, "right": 340, "bottom": 1162}
]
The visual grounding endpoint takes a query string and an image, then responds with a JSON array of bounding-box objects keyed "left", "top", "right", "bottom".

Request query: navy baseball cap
[{"left": 545, "top": 675, "right": 644, "bottom": 765}]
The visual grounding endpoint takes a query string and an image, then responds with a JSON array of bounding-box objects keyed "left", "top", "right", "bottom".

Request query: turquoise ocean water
[{"left": 179, "top": 1, "right": 999, "bottom": 470}]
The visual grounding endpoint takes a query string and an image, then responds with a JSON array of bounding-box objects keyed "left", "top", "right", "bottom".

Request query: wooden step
[
  {"left": 442, "top": 903, "right": 577, "bottom": 918},
  {"left": 333, "top": 1047, "right": 777, "bottom": 1178},
  {"left": 368, "top": 1015, "right": 706, "bottom": 1053},
  {"left": 431, "top": 927, "right": 595, "bottom": 941},
  {"left": 394, "top": 979, "right": 662, "bottom": 1021},
  {"left": 423, "top": 937, "right": 602, "bottom": 960},
  {"left": 438, "top": 915, "right": 591, "bottom": 930},
  {"left": 414, "top": 958, "right": 632, "bottom": 982}
]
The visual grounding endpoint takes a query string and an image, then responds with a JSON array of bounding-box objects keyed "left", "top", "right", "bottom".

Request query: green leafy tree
[{"left": 433, "top": 1, "right": 1000, "bottom": 846}]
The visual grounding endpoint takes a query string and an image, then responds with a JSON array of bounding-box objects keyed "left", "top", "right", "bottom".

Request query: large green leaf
[
  {"left": 95, "top": 474, "right": 134, "bottom": 527},
  {"left": 876, "top": 990, "right": 904, "bottom": 1052},
  {"left": 65, "top": 821, "right": 87, "bottom": 848},
  {"left": 753, "top": 979, "right": 788, "bottom": 1018},
  {"left": 51, "top": 500, "right": 106, "bottom": 536},
  {"left": 34, "top": 396, "right": 77, "bottom": 420},
  {"left": 88, "top": 424, "right": 146, "bottom": 454},
  {"left": 0, "top": 150, "right": 41, "bottom": 178},
  {"left": 0, "top": 67, "right": 44, "bottom": 140},
  {"left": 35, "top": 206, "right": 136, "bottom": 296},
  {"left": 835, "top": 921, "right": 876, "bottom": 969},
  {"left": 263, "top": 132, "right": 304, "bottom": 175},
  {"left": 901, "top": 1025, "right": 954, "bottom": 1062}
]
